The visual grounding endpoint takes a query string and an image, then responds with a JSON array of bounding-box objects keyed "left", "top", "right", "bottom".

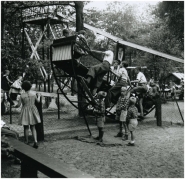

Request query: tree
[{"left": 153, "top": 1, "right": 184, "bottom": 47}]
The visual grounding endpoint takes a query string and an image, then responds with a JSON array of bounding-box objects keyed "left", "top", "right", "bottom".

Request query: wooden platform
[{"left": 8, "top": 137, "right": 94, "bottom": 178}]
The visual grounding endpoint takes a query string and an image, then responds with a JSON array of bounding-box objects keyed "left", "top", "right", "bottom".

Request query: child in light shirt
[{"left": 115, "top": 87, "right": 129, "bottom": 140}]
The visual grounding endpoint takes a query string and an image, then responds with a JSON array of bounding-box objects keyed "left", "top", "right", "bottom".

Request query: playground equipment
[{"left": 20, "top": 3, "right": 184, "bottom": 133}]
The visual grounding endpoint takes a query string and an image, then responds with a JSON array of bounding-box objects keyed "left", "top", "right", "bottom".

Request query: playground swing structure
[
  {"left": 50, "top": 35, "right": 115, "bottom": 110},
  {"left": 21, "top": 3, "right": 184, "bottom": 135}
]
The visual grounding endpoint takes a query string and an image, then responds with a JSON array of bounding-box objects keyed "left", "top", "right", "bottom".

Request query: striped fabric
[{"left": 52, "top": 45, "right": 72, "bottom": 61}]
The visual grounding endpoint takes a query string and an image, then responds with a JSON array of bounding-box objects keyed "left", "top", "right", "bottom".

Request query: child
[
  {"left": 9, "top": 76, "right": 23, "bottom": 100},
  {"left": 126, "top": 96, "right": 138, "bottom": 146},
  {"left": 115, "top": 87, "right": 130, "bottom": 140},
  {"left": 74, "top": 30, "right": 88, "bottom": 59},
  {"left": 13, "top": 81, "right": 41, "bottom": 149},
  {"left": 93, "top": 91, "right": 107, "bottom": 142},
  {"left": 1, "top": 70, "right": 14, "bottom": 105}
]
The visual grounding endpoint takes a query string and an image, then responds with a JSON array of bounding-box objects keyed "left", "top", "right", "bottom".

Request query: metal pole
[
  {"left": 10, "top": 103, "right": 12, "bottom": 124},
  {"left": 174, "top": 97, "right": 184, "bottom": 122},
  {"left": 57, "top": 88, "right": 60, "bottom": 119}
]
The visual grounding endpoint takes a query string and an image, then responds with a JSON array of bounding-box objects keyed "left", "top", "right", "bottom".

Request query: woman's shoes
[{"left": 33, "top": 142, "right": 38, "bottom": 149}]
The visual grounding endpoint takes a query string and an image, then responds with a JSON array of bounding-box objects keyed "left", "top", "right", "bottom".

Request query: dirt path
[
  {"left": 1, "top": 101, "right": 184, "bottom": 178},
  {"left": 36, "top": 121, "right": 183, "bottom": 178}
]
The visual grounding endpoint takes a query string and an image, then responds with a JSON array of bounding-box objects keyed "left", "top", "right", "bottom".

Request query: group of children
[{"left": 94, "top": 86, "right": 138, "bottom": 146}]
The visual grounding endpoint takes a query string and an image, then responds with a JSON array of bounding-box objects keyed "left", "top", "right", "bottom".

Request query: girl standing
[{"left": 13, "top": 81, "right": 41, "bottom": 148}]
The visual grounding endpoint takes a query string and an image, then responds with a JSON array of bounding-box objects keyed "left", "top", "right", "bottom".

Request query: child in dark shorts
[
  {"left": 126, "top": 96, "right": 138, "bottom": 146},
  {"left": 93, "top": 91, "right": 107, "bottom": 142}
]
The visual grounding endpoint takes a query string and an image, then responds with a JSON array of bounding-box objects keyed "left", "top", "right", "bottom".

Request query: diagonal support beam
[
  {"left": 24, "top": 29, "right": 40, "bottom": 60},
  {"left": 49, "top": 24, "right": 56, "bottom": 40},
  {"left": 30, "top": 22, "right": 49, "bottom": 59},
  {"left": 24, "top": 29, "right": 48, "bottom": 81}
]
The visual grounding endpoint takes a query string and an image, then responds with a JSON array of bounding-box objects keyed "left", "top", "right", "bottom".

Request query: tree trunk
[
  {"left": 74, "top": 1, "right": 85, "bottom": 116},
  {"left": 74, "top": 1, "right": 84, "bottom": 31},
  {"left": 1, "top": 1, "right": 4, "bottom": 40}
]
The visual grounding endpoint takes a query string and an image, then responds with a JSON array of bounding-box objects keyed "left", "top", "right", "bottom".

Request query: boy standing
[
  {"left": 115, "top": 87, "right": 129, "bottom": 140},
  {"left": 126, "top": 96, "right": 138, "bottom": 146},
  {"left": 93, "top": 91, "right": 107, "bottom": 142}
]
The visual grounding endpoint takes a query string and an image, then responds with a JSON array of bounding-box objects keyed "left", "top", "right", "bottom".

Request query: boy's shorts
[
  {"left": 120, "top": 110, "right": 127, "bottom": 122},
  {"left": 97, "top": 117, "right": 105, "bottom": 128},
  {"left": 128, "top": 118, "right": 138, "bottom": 131}
]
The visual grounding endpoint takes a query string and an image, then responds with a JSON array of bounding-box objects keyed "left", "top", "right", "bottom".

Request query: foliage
[
  {"left": 152, "top": 1, "right": 184, "bottom": 45},
  {"left": 1, "top": 1, "right": 184, "bottom": 84}
]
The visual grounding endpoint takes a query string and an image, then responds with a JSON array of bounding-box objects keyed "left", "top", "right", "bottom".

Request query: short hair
[
  {"left": 78, "top": 30, "right": 86, "bottom": 35},
  {"left": 21, "top": 81, "right": 32, "bottom": 91},
  {"left": 129, "top": 97, "right": 136, "bottom": 105},
  {"left": 63, "top": 29, "right": 69, "bottom": 34},
  {"left": 122, "top": 61, "right": 128, "bottom": 68},
  {"left": 136, "top": 66, "right": 141, "bottom": 71},
  {"left": 97, "top": 91, "right": 107, "bottom": 98},
  {"left": 114, "top": 60, "right": 121, "bottom": 65}
]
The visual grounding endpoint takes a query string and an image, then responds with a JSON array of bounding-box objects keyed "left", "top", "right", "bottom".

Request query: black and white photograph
[{"left": 1, "top": 1, "right": 184, "bottom": 178}]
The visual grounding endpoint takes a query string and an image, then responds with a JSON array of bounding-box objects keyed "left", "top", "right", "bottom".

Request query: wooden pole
[
  {"left": 155, "top": 97, "right": 162, "bottom": 126},
  {"left": 41, "top": 25, "right": 46, "bottom": 92},
  {"left": 35, "top": 96, "right": 44, "bottom": 141}
]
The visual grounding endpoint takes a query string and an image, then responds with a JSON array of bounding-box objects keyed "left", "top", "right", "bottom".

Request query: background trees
[{"left": 1, "top": 1, "right": 184, "bottom": 83}]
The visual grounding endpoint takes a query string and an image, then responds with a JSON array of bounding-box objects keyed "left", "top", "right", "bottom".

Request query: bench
[{"left": 8, "top": 137, "right": 94, "bottom": 178}]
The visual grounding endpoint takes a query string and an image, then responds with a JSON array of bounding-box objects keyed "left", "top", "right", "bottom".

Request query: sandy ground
[
  {"left": 2, "top": 120, "right": 184, "bottom": 178},
  {"left": 1, "top": 98, "right": 184, "bottom": 178}
]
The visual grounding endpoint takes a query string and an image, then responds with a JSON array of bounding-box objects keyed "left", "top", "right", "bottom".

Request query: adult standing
[
  {"left": 85, "top": 45, "right": 114, "bottom": 96},
  {"left": 130, "top": 67, "right": 148, "bottom": 119},
  {"left": 105, "top": 61, "right": 131, "bottom": 108}
]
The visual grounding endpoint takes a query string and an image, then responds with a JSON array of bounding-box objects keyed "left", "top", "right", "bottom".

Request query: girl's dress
[{"left": 19, "top": 92, "right": 41, "bottom": 125}]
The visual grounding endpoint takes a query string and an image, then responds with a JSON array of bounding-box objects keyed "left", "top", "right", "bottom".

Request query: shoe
[
  {"left": 138, "top": 115, "right": 144, "bottom": 119},
  {"left": 33, "top": 142, "right": 38, "bottom": 149},
  {"left": 114, "top": 132, "right": 123, "bottom": 137},
  {"left": 138, "top": 116, "right": 144, "bottom": 121},
  {"left": 24, "top": 141, "right": 29, "bottom": 145},
  {"left": 122, "top": 134, "right": 128, "bottom": 141},
  {"left": 97, "top": 139, "right": 103, "bottom": 143},
  {"left": 126, "top": 142, "right": 135, "bottom": 146},
  {"left": 94, "top": 136, "right": 100, "bottom": 140}
]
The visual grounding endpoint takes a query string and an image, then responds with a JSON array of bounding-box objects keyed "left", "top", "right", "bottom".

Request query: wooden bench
[{"left": 8, "top": 137, "right": 94, "bottom": 178}]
